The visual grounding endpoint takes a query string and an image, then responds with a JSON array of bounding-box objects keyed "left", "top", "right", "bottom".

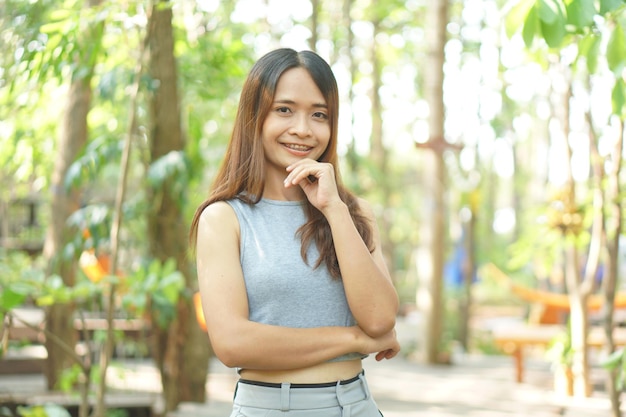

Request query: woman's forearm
[
  {"left": 209, "top": 321, "right": 363, "bottom": 370},
  {"left": 323, "top": 201, "right": 399, "bottom": 337}
]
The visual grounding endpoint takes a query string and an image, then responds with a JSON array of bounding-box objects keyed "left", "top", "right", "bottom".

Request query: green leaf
[
  {"left": 538, "top": 0, "right": 564, "bottom": 24},
  {"left": 599, "top": 0, "right": 625, "bottom": 14},
  {"left": 148, "top": 258, "right": 162, "bottom": 276},
  {"left": 540, "top": 15, "right": 567, "bottom": 47},
  {"left": 577, "top": 34, "right": 602, "bottom": 73},
  {"left": 565, "top": 0, "right": 596, "bottom": 28},
  {"left": 39, "top": 21, "right": 68, "bottom": 34},
  {"left": 162, "top": 258, "right": 177, "bottom": 276},
  {"left": 49, "top": 8, "right": 74, "bottom": 22},
  {"left": 505, "top": 0, "right": 536, "bottom": 38},
  {"left": 144, "top": 272, "right": 158, "bottom": 291},
  {"left": 606, "top": 25, "right": 626, "bottom": 73},
  {"left": 612, "top": 78, "right": 626, "bottom": 117},
  {"left": 64, "top": 135, "right": 123, "bottom": 190},
  {"left": 71, "top": 281, "right": 101, "bottom": 299},
  {"left": 0, "top": 287, "right": 27, "bottom": 310},
  {"left": 523, "top": 5, "right": 540, "bottom": 47},
  {"left": 41, "top": 404, "right": 71, "bottom": 417},
  {"left": 602, "top": 348, "right": 625, "bottom": 369},
  {"left": 161, "top": 275, "right": 184, "bottom": 304},
  {"left": 46, "top": 275, "right": 65, "bottom": 290},
  {"left": 36, "top": 294, "right": 55, "bottom": 306},
  {"left": 146, "top": 151, "right": 189, "bottom": 188},
  {"left": 533, "top": 0, "right": 567, "bottom": 48},
  {"left": 123, "top": 293, "right": 147, "bottom": 312}
]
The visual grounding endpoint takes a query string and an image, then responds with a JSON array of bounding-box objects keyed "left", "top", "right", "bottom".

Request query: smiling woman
[{"left": 189, "top": 48, "right": 400, "bottom": 417}]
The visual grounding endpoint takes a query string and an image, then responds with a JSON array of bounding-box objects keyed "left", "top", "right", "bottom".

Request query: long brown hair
[{"left": 189, "top": 48, "right": 373, "bottom": 279}]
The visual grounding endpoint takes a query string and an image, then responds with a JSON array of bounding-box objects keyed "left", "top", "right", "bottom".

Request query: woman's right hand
[{"left": 355, "top": 327, "right": 400, "bottom": 361}]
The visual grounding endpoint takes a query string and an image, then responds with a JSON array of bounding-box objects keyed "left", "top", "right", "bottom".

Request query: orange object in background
[
  {"left": 80, "top": 228, "right": 117, "bottom": 283},
  {"left": 193, "top": 292, "right": 207, "bottom": 331},
  {"left": 486, "top": 262, "right": 626, "bottom": 315},
  {"left": 79, "top": 251, "right": 111, "bottom": 283}
]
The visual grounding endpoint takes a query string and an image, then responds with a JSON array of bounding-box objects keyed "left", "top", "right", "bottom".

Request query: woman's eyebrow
[{"left": 274, "top": 99, "right": 328, "bottom": 109}]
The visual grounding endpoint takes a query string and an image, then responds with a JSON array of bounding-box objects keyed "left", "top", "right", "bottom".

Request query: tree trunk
[
  {"left": 560, "top": 77, "right": 594, "bottom": 398},
  {"left": 147, "top": 2, "right": 210, "bottom": 411},
  {"left": 602, "top": 119, "right": 623, "bottom": 415},
  {"left": 342, "top": 0, "right": 359, "bottom": 176},
  {"left": 42, "top": 0, "right": 103, "bottom": 392},
  {"left": 368, "top": 19, "right": 396, "bottom": 278},
  {"left": 42, "top": 68, "right": 91, "bottom": 391},
  {"left": 308, "top": 0, "right": 319, "bottom": 51},
  {"left": 416, "top": 0, "right": 448, "bottom": 364},
  {"left": 565, "top": 255, "right": 592, "bottom": 397}
]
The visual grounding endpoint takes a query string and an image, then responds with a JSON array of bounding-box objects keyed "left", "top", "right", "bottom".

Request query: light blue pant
[{"left": 229, "top": 372, "right": 383, "bottom": 417}]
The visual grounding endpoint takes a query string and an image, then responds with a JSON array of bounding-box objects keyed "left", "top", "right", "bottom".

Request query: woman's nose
[{"left": 290, "top": 114, "right": 312, "bottom": 137}]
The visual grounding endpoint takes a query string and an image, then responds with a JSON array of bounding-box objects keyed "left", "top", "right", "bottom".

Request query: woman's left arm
[
  {"left": 324, "top": 199, "right": 399, "bottom": 337},
  {"left": 286, "top": 159, "right": 399, "bottom": 338}
]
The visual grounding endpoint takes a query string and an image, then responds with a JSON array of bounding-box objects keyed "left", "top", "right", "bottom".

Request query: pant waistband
[
  {"left": 238, "top": 370, "right": 364, "bottom": 389},
  {"left": 234, "top": 371, "right": 371, "bottom": 411}
]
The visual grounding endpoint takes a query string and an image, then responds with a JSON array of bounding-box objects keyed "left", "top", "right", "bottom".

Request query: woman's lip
[{"left": 282, "top": 143, "right": 312, "bottom": 154}]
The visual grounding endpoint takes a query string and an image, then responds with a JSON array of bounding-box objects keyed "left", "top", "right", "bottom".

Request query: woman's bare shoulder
[{"left": 197, "top": 201, "right": 239, "bottom": 234}]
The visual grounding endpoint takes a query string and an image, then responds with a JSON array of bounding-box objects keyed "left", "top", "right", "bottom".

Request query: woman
[{"left": 190, "top": 48, "right": 400, "bottom": 417}]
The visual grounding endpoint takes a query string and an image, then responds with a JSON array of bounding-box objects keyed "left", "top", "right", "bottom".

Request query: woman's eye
[
  {"left": 313, "top": 111, "right": 328, "bottom": 120},
  {"left": 276, "top": 107, "right": 291, "bottom": 114}
]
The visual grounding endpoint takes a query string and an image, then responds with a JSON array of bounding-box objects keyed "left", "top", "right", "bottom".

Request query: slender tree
[
  {"left": 42, "top": 0, "right": 104, "bottom": 389},
  {"left": 415, "top": 0, "right": 450, "bottom": 364},
  {"left": 146, "top": 1, "right": 210, "bottom": 410},
  {"left": 602, "top": 118, "right": 624, "bottom": 415},
  {"left": 309, "top": 0, "right": 320, "bottom": 51}
]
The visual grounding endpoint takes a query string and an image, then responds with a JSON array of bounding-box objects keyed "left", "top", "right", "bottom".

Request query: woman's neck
[{"left": 262, "top": 176, "right": 305, "bottom": 201}]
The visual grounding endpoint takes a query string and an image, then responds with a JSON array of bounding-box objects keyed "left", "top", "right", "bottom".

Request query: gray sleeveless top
[{"left": 226, "top": 197, "right": 364, "bottom": 362}]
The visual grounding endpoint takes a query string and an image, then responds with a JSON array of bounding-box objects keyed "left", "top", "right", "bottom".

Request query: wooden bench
[
  {"left": 0, "top": 391, "right": 157, "bottom": 417},
  {"left": 74, "top": 317, "right": 149, "bottom": 338},
  {"left": 4, "top": 309, "right": 149, "bottom": 341},
  {"left": 485, "top": 263, "right": 626, "bottom": 324},
  {"left": 491, "top": 324, "right": 626, "bottom": 383},
  {"left": 2, "top": 308, "right": 150, "bottom": 374}
]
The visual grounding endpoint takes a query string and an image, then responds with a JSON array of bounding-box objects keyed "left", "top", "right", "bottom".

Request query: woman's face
[{"left": 261, "top": 67, "right": 331, "bottom": 181}]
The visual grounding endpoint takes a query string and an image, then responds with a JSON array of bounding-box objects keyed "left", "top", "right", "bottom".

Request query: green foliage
[
  {"left": 600, "top": 0, "right": 626, "bottom": 14},
  {"left": 506, "top": 0, "right": 626, "bottom": 55},
  {"left": 147, "top": 150, "right": 190, "bottom": 208},
  {"left": 178, "top": 28, "right": 254, "bottom": 207},
  {"left": 0, "top": 249, "right": 104, "bottom": 313},
  {"left": 537, "top": 0, "right": 567, "bottom": 47},
  {"left": 64, "top": 136, "right": 123, "bottom": 190},
  {"left": 602, "top": 348, "right": 626, "bottom": 390},
  {"left": 105, "top": 409, "right": 129, "bottom": 417},
  {"left": 121, "top": 258, "right": 185, "bottom": 329},
  {"left": 505, "top": 0, "right": 534, "bottom": 38},
  {"left": 4, "top": 0, "right": 107, "bottom": 86},
  {"left": 0, "top": 251, "right": 185, "bottom": 330},
  {"left": 613, "top": 78, "right": 626, "bottom": 117},
  {"left": 606, "top": 23, "right": 626, "bottom": 73},
  {"left": 57, "top": 362, "right": 89, "bottom": 392},
  {"left": 576, "top": 33, "right": 601, "bottom": 73},
  {"left": 565, "top": 0, "right": 596, "bottom": 28},
  {"left": 546, "top": 328, "right": 573, "bottom": 366},
  {"left": 16, "top": 404, "right": 70, "bottom": 417}
]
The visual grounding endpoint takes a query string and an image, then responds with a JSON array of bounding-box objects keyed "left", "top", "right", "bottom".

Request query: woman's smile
[{"left": 282, "top": 142, "right": 314, "bottom": 154}]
